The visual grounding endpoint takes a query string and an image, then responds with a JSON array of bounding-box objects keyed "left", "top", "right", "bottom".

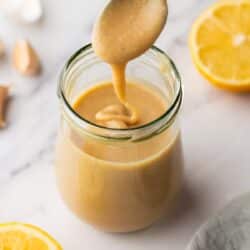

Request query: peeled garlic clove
[
  {"left": 105, "top": 120, "right": 128, "bottom": 129},
  {"left": 20, "top": 0, "right": 42, "bottom": 23},
  {"left": 13, "top": 39, "right": 41, "bottom": 76},
  {"left": 0, "top": 86, "right": 9, "bottom": 128}
]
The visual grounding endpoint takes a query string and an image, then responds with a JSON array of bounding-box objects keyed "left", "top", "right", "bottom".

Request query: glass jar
[{"left": 55, "top": 44, "right": 184, "bottom": 233}]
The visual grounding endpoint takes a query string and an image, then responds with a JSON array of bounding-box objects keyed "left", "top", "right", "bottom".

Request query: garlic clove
[
  {"left": 0, "top": 86, "right": 9, "bottom": 128},
  {"left": 13, "top": 39, "right": 41, "bottom": 76},
  {"left": 0, "top": 0, "right": 42, "bottom": 23},
  {"left": 19, "top": 0, "right": 42, "bottom": 23},
  {"left": 0, "top": 41, "right": 5, "bottom": 57}
]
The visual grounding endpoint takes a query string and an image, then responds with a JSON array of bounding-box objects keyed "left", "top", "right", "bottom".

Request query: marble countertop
[{"left": 0, "top": 0, "right": 250, "bottom": 249}]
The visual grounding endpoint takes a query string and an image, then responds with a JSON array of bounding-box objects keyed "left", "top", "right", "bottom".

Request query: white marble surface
[{"left": 0, "top": 0, "right": 250, "bottom": 249}]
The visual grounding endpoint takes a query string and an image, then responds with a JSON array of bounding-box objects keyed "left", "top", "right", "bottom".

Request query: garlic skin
[
  {"left": 13, "top": 40, "right": 41, "bottom": 76},
  {"left": 0, "top": 86, "right": 9, "bottom": 128},
  {"left": 0, "top": 0, "right": 42, "bottom": 23}
]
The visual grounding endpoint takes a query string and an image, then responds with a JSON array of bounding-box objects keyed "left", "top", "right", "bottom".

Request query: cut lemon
[
  {"left": 0, "top": 223, "right": 62, "bottom": 250},
  {"left": 189, "top": 0, "right": 250, "bottom": 91}
]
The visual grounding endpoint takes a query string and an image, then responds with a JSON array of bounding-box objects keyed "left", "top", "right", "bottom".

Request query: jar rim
[{"left": 58, "top": 44, "right": 183, "bottom": 141}]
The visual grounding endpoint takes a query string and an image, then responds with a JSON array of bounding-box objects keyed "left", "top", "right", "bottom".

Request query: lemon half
[
  {"left": 189, "top": 0, "right": 250, "bottom": 91},
  {"left": 0, "top": 223, "right": 62, "bottom": 250}
]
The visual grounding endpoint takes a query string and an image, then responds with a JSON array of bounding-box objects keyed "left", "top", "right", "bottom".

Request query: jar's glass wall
[
  {"left": 61, "top": 46, "right": 180, "bottom": 122},
  {"left": 55, "top": 45, "right": 184, "bottom": 233}
]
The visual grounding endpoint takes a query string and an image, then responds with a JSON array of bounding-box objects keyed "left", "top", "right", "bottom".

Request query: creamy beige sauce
[
  {"left": 56, "top": 83, "right": 183, "bottom": 232},
  {"left": 96, "top": 64, "right": 138, "bottom": 128},
  {"left": 55, "top": 0, "right": 184, "bottom": 233},
  {"left": 92, "top": 0, "right": 168, "bottom": 128},
  {"left": 92, "top": 0, "right": 168, "bottom": 63},
  {"left": 73, "top": 82, "right": 167, "bottom": 128}
]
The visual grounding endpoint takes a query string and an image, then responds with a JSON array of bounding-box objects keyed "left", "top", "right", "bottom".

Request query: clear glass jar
[{"left": 55, "top": 44, "right": 184, "bottom": 233}]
